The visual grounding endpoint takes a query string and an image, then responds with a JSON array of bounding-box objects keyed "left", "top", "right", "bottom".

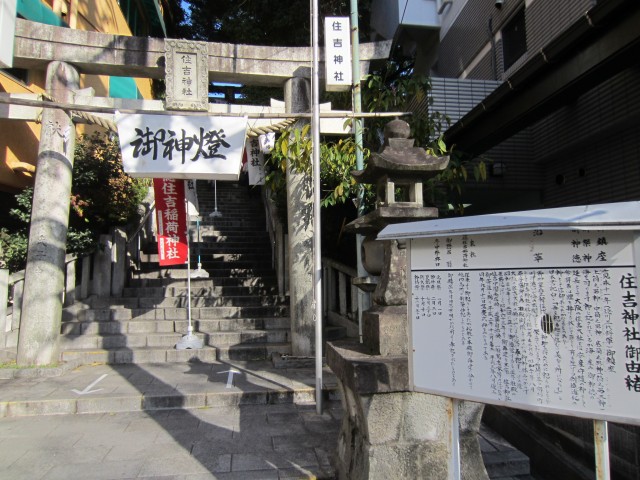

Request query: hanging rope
[
  {"left": 0, "top": 93, "right": 408, "bottom": 137},
  {"left": 22, "top": 93, "right": 299, "bottom": 137}
]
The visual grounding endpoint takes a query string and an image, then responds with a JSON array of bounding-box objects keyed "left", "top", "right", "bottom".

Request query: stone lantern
[
  {"left": 348, "top": 119, "right": 448, "bottom": 356},
  {"left": 326, "top": 120, "right": 488, "bottom": 480}
]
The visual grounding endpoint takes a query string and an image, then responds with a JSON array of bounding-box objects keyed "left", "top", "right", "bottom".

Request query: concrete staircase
[
  {"left": 52, "top": 181, "right": 537, "bottom": 479},
  {"left": 60, "top": 180, "right": 292, "bottom": 365}
]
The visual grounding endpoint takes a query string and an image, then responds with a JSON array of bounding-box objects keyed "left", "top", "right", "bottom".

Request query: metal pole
[
  {"left": 176, "top": 195, "right": 203, "bottom": 350},
  {"left": 351, "top": 0, "right": 368, "bottom": 343},
  {"left": 449, "top": 398, "right": 461, "bottom": 480},
  {"left": 350, "top": 0, "right": 364, "bottom": 177},
  {"left": 186, "top": 200, "right": 193, "bottom": 336},
  {"left": 311, "top": 0, "right": 323, "bottom": 414},
  {"left": 210, "top": 180, "right": 222, "bottom": 218},
  {"left": 594, "top": 420, "right": 611, "bottom": 480}
]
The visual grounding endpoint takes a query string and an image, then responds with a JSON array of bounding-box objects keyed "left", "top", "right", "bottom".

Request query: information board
[{"left": 409, "top": 229, "right": 640, "bottom": 424}]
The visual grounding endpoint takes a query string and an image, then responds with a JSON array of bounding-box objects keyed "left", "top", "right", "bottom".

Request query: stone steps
[
  {"left": 138, "top": 257, "right": 275, "bottom": 270},
  {"left": 122, "top": 284, "right": 281, "bottom": 297},
  {"left": 0, "top": 362, "right": 337, "bottom": 417},
  {"left": 128, "top": 275, "right": 278, "bottom": 287},
  {"left": 60, "top": 317, "right": 288, "bottom": 336},
  {"left": 60, "top": 346, "right": 219, "bottom": 365},
  {"left": 60, "top": 329, "right": 290, "bottom": 351},
  {"left": 135, "top": 265, "right": 278, "bottom": 278},
  {"left": 59, "top": 179, "right": 291, "bottom": 365},
  {"left": 84, "top": 294, "right": 288, "bottom": 309},
  {"left": 63, "top": 305, "right": 289, "bottom": 322}
]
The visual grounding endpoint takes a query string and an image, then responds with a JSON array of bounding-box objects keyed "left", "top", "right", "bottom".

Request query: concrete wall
[
  {"left": 0, "top": 74, "right": 43, "bottom": 191},
  {"left": 435, "top": 0, "right": 593, "bottom": 80}
]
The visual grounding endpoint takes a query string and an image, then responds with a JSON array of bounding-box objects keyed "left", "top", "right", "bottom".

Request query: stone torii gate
[{"left": 6, "top": 17, "right": 391, "bottom": 366}]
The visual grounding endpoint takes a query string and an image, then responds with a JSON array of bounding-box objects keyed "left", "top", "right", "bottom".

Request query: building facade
[
  {"left": 0, "top": 0, "right": 174, "bottom": 195},
  {"left": 370, "top": 0, "right": 640, "bottom": 478},
  {"left": 371, "top": 0, "right": 640, "bottom": 215}
]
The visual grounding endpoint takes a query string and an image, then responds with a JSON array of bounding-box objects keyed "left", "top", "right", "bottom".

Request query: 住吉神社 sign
[
  {"left": 324, "top": 17, "right": 352, "bottom": 92},
  {"left": 153, "top": 178, "right": 188, "bottom": 266},
  {"left": 379, "top": 202, "right": 640, "bottom": 425},
  {"left": 116, "top": 113, "right": 248, "bottom": 180},
  {"left": 164, "top": 39, "right": 209, "bottom": 111},
  {"left": 247, "top": 137, "right": 265, "bottom": 186}
]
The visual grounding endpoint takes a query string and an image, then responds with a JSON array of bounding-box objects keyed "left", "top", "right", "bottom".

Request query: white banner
[
  {"left": 247, "top": 137, "right": 265, "bottom": 186},
  {"left": 184, "top": 179, "right": 199, "bottom": 217},
  {"left": 116, "top": 113, "right": 247, "bottom": 180},
  {"left": 259, "top": 132, "right": 275, "bottom": 153},
  {"left": 0, "top": 0, "right": 17, "bottom": 68},
  {"left": 324, "top": 17, "right": 352, "bottom": 92}
]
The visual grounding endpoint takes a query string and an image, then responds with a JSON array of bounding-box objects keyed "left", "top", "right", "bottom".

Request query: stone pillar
[
  {"left": 284, "top": 76, "right": 315, "bottom": 356},
  {"left": 111, "top": 227, "right": 126, "bottom": 297},
  {"left": 17, "top": 61, "right": 79, "bottom": 366},
  {"left": 92, "top": 233, "right": 113, "bottom": 297}
]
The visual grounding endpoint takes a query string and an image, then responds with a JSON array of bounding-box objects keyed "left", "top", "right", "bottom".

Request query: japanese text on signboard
[
  {"left": 130, "top": 126, "right": 230, "bottom": 164},
  {"left": 247, "top": 137, "right": 265, "bottom": 185},
  {"left": 409, "top": 229, "right": 640, "bottom": 425},
  {"left": 622, "top": 272, "right": 640, "bottom": 392},
  {"left": 116, "top": 114, "right": 248, "bottom": 180},
  {"left": 324, "top": 17, "right": 352, "bottom": 92},
  {"left": 153, "top": 178, "right": 188, "bottom": 266}
]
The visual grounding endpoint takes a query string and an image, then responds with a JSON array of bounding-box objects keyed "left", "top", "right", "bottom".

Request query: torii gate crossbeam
[{"left": 12, "top": 18, "right": 391, "bottom": 87}]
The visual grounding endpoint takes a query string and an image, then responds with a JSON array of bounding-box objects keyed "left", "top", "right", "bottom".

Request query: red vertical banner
[{"left": 153, "top": 178, "right": 188, "bottom": 266}]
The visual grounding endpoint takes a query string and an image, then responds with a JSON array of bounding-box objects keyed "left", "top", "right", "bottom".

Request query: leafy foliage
[
  {"left": 0, "top": 135, "right": 148, "bottom": 273},
  {"left": 0, "top": 226, "right": 28, "bottom": 273},
  {"left": 264, "top": 68, "right": 487, "bottom": 215},
  {"left": 266, "top": 126, "right": 373, "bottom": 209},
  {"left": 71, "top": 133, "right": 149, "bottom": 234},
  {"left": 179, "top": 0, "right": 372, "bottom": 45}
]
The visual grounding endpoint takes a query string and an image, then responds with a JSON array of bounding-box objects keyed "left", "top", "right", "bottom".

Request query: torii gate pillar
[
  {"left": 284, "top": 75, "right": 315, "bottom": 357},
  {"left": 17, "top": 61, "right": 79, "bottom": 366}
]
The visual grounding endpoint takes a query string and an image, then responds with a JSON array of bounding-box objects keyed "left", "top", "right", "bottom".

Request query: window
[
  {"left": 1, "top": 68, "right": 29, "bottom": 84},
  {"left": 502, "top": 8, "right": 527, "bottom": 71}
]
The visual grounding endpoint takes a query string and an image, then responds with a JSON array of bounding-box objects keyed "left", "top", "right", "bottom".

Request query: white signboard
[
  {"left": 0, "top": 0, "right": 17, "bottom": 68},
  {"left": 324, "top": 16, "right": 352, "bottom": 92},
  {"left": 247, "top": 137, "right": 265, "bottom": 186},
  {"left": 409, "top": 229, "right": 640, "bottom": 425},
  {"left": 116, "top": 113, "right": 247, "bottom": 180}
]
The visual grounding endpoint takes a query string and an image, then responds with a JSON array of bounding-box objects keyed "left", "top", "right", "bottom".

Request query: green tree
[
  {"left": 266, "top": 69, "right": 486, "bottom": 215},
  {"left": 176, "top": 0, "right": 373, "bottom": 105},
  {"left": 0, "top": 134, "right": 148, "bottom": 273},
  {"left": 71, "top": 133, "right": 148, "bottom": 235}
]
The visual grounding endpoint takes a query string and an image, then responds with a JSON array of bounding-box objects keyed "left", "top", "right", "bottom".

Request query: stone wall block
[
  {"left": 368, "top": 442, "right": 450, "bottom": 480},
  {"left": 362, "top": 305, "right": 407, "bottom": 356},
  {"left": 401, "top": 392, "right": 450, "bottom": 442},
  {"left": 372, "top": 240, "right": 407, "bottom": 306}
]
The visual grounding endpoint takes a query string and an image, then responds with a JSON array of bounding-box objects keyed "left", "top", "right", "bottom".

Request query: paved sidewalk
[
  {"left": 0, "top": 403, "right": 340, "bottom": 479},
  {"left": 0, "top": 360, "right": 533, "bottom": 479},
  {"left": 0, "top": 360, "right": 340, "bottom": 479},
  {"left": 0, "top": 360, "right": 338, "bottom": 417}
]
